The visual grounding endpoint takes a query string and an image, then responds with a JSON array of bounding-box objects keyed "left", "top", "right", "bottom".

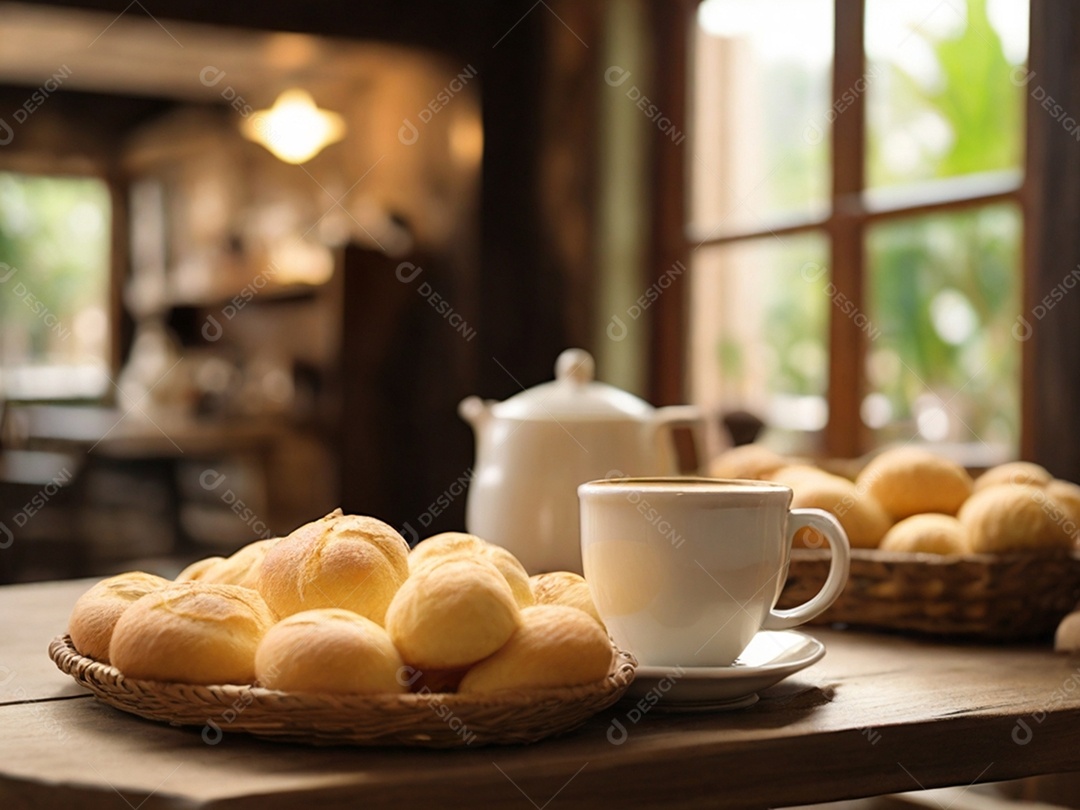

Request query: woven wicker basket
[
  {"left": 778, "top": 548, "right": 1080, "bottom": 639},
  {"left": 49, "top": 635, "right": 636, "bottom": 748}
]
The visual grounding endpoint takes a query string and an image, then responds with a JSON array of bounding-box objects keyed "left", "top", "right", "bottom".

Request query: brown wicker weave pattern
[
  {"left": 49, "top": 635, "right": 636, "bottom": 748},
  {"left": 778, "top": 549, "right": 1080, "bottom": 638}
]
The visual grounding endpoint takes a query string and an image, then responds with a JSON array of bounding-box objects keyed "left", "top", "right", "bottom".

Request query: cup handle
[{"left": 762, "top": 508, "right": 850, "bottom": 630}]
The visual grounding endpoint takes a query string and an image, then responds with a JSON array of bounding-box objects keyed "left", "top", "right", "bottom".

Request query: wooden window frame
[{"left": 650, "top": 0, "right": 1028, "bottom": 460}]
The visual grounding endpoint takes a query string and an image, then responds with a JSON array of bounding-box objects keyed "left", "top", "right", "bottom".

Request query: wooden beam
[
  {"left": 858, "top": 170, "right": 1021, "bottom": 220},
  {"left": 476, "top": 0, "right": 570, "bottom": 396},
  {"left": 688, "top": 171, "right": 1022, "bottom": 249},
  {"left": 646, "top": 0, "right": 693, "bottom": 406},
  {"left": 1023, "top": 0, "right": 1080, "bottom": 480},
  {"left": 825, "top": 0, "right": 867, "bottom": 458},
  {"left": 106, "top": 168, "right": 129, "bottom": 395}
]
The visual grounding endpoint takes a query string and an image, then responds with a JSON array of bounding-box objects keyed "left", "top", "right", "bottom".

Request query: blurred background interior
[{"left": 1, "top": 0, "right": 1078, "bottom": 583}]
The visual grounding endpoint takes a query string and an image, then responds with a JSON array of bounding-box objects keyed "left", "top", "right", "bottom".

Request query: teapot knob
[
  {"left": 458, "top": 395, "right": 490, "bottom": 427},
  {"left": 555, "top": 348, "right": 594, "bottom": 384}
]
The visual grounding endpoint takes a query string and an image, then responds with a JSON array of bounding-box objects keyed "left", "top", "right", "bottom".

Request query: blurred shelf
[
  {"left": 9, "top": 404, "right": 290, "bottom": 459},
  {"left": 129, "top": 281, "right": 324, "bottom": 318}
]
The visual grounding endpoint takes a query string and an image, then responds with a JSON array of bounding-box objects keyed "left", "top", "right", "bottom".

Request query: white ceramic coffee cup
[{"left": 578, "top": 477, "right": 850, "bottom": 668}]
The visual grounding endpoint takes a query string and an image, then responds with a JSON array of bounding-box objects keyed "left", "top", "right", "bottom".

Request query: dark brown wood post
[
  {"left": 1023, "top": 0, "right": 1080, "bottom": 480},
  {"left": 825, "top": 0, "right": 867, "bottom": 459}
]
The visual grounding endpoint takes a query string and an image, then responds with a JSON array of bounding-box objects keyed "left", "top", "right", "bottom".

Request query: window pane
[
  {"left": 690, "top": 232, "right": 829, "bottom": 456},
  {"left": 691, "top": 0, "right": 832, "bottom": 235},
  {"left": 865, "top": 204, "right": 1020, "bottom": 455},
  {"left": 0, "top": 172, "right": 111, "bottom": 399},
  {"left": 865, "top": 0, "right": 1028, "bottom": 189}
]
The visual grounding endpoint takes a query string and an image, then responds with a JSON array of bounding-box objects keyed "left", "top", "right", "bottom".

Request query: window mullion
[{"left": 825, "top": 0, "right": 868, "bottom": 458}]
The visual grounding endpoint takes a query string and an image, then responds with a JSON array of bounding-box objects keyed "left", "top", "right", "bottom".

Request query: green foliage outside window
[
  {"left": 757, "top": 0, "right": 1023, "bottom": 448},
  {"left": 0, "top": 172, "right": 110, "bottom": 374}
]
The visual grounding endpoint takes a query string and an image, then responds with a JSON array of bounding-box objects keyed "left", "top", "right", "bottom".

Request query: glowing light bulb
[{"left": 242, "top": 89, "right": 346, "bottom": 164}]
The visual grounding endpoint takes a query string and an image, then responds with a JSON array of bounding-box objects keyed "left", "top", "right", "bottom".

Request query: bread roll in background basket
[{"left": 707, "top": 444, "right": 1080, "bottom": 639}]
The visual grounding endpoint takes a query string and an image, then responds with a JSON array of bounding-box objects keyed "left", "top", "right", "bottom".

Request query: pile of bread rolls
[
  {"left": 710, "top": 444, "right": 1080, "bottom": 555},
  {"left": 68, "top": 510, "right": 612, "bottom": 694}
]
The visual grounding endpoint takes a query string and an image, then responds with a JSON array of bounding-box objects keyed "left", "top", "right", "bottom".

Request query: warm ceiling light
[{"left": 241, "top": 89, "right": 346, "bottom": 164}]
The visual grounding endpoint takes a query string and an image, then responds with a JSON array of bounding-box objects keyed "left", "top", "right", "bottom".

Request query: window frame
[{"left": 663, "top": 0, "right": 1029, "bottom": 458}]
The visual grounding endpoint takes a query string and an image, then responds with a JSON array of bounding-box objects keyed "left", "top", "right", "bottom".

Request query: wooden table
[
  {"left": 3, "top": 579, "right": 1080, "bottom": 810},
  {"left": 1, "top": 406, "right": 293, "bottom": 569}
]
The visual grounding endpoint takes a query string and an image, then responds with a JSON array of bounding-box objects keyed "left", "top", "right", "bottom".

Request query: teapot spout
[{"left": 458, "top": 396, "right": 490, "bottom": 429}]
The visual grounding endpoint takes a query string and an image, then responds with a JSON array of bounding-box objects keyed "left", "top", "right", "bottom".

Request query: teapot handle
[{"left": 650, "top": 406, "right": 707, "bottom": 474}]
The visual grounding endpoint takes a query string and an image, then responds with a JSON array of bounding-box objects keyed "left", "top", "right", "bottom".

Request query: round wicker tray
[
  {"left": 49, "top": 635, "right": 637, "bottom": 748},
  {"left": 778, "top": 548, "right": 1080, "bottom": 639}
]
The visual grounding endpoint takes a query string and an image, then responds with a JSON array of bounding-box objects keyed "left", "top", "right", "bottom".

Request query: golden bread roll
[
  {"left": 68, "top": 572, "right": 171, "bottom": 663},
  {"left": 529, "top": 571, "right": 603, "bottom": 625},
  {"left": 472, "top": 544, "right": 535, "bottom": 607},
  {"left": 974, "top": 461, "right": 1053, "bottom": 492},
  {"left": 195, "top": 538, "right": 281, "bottom": 590},
  {"left": 856, "top": 447, "right": 973, "bottom": 519},
  {"left": 879, "top": 514, "right": 969, "bottom": 555},
  {"left": 408, "top": 531, "right": 485, "bottom": 567},
  {"left": 708, "top": 444, "right": 787, "bottom": 481},
  {"left": 788, "top": 475, "right": 891, "bottom": 549},
  {"left": 1047, "top": 479, "right": 1080, "bottom": 532},
  {"left": 176, "top": 557, "right": 225, "bottom": 582},
  {"left": 385, "top": 557, "right": 520, "bottom": 670},
  {"left": 258, "top": 510, "right": 409, "bottom": 624},
  {"left": 254, "top": 609, "right": 405, "bottom": 695},
  {"left": 958, "top": 484, "right": 1074, "bottom": 553},
  {"left": 409, "top": 532, "right": 534, "bottom": 608},
  {"left": 1055, "top": 611, "right": 1080, "bottom": 652},
  {"left": 109, "top": 582, "right": 276, "bottom": 684},
  {"left": 459, "top": 605, "right": 613, "bottom": 693},
  {"left": 768, "top": 465, "right": 843, "bottom": 489}
]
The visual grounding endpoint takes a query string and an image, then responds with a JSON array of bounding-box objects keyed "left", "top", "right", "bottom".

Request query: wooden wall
[
  {"left": 11, "top": 0, "right": 611, "bottom": 536},
  {"left": 1024, "top": 0, "right": 1080, "bottom": 481},
  {"left": 22, "top": 0, "right": 1080, "bottom": 488}
]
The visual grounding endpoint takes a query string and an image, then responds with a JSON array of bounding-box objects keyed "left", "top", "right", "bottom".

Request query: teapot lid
[{"left": 491, "top": 349, "right": 654, "bottom": 420}]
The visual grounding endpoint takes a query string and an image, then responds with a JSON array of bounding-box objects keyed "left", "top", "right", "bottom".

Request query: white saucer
[{"left": 623, "top": 630, "right": 825, "bottom": 712}]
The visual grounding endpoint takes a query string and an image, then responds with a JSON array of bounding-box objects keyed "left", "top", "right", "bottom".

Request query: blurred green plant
[
  {"left": 867, "top": 204, "right": 1020, "bottom": 446},
  {"left": 868, "top": 0, "right": 1023, "bottom": 186},
  {"left": 738, "top": 0, "right": 1023, "bottom": 449},
  {"left": 862, "top": 0, "right": 1022, "bottom": 446},
  {"left": 0, "top": 172, "right": 110, "bottom": 367}
]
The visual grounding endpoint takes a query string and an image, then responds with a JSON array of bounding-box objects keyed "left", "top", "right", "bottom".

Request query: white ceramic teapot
[{"left": 459, "top": 348, "right": 705, "bottom": 574}]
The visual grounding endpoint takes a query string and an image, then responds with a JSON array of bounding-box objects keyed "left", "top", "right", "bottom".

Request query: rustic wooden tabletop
[{"left": 3, "top": 578, "right": 1080, "bottom": 810}]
